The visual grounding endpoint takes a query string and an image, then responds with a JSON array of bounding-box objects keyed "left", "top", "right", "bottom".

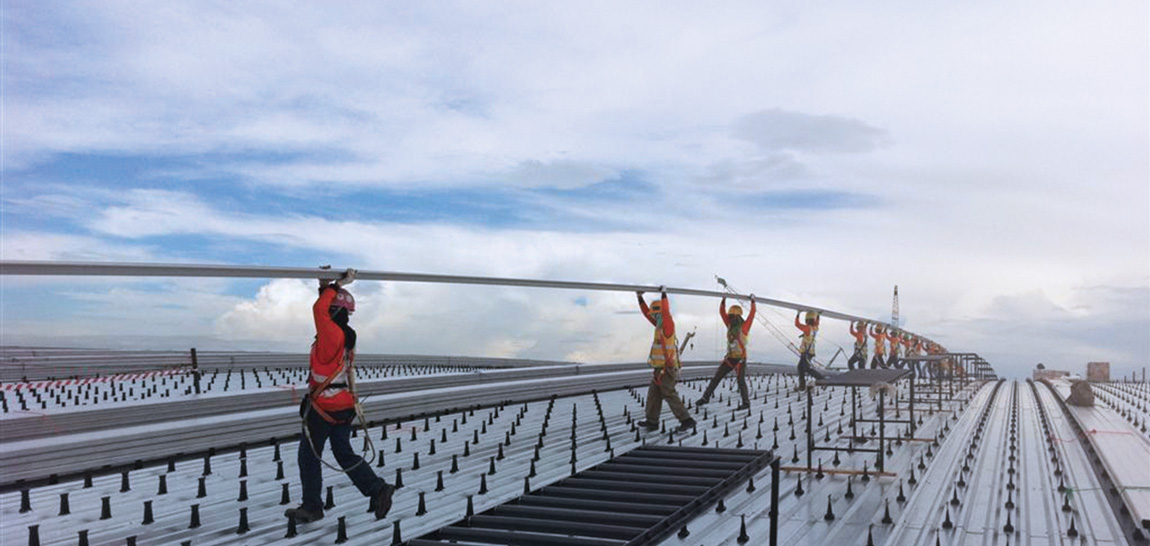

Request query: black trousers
[
  {"left": 847, "top": 349, "right": 867, "bottom": 370},
  {"left": 797, "top": 351, "right": 823, "bottom": 389},
  {"left": 700, "top": 357, "right": 749, "bottom": 405}
]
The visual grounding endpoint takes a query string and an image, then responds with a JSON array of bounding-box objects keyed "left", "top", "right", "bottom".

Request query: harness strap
[
  {"left": 724, "top": 357, "right": 745, "bottom": 372},
  {"left": 307, "top": 350, "right": 352, "bottom": 425}
]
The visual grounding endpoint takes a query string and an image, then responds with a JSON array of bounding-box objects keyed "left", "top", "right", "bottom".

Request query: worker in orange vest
[
  {"left": 636, "top": 289, "right": 697, "bottom": 433},
  {"left": 287, "top": 268, "right": 395, "bottom": 524},
  {"left": 795, "top": 310, "right": 823, "bottom": 389},
  {"left": 847, "top": 320, "right": 868, "bottom": 370},
  {"left": 869, "top": 323, "right": 888, "bottom": 369},
  {"left": 887, "top": 329, "right": 903, "bottom": 369},
  {"left": 697, "top": 296, "right": 756, "bottom": 410}
]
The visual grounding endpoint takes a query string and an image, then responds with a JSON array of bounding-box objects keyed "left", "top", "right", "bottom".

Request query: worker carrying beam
[
  {"left": 847, "top": 320, "right": 869, "bottom": 371},
  {"left": 888, "top": 329, "right": 903, "bottom": 369},
  {"left": 697, "top": 296, "right": 756, "bottom": 410},
  {"left": 795, "top": 310, "right": 824, "bottom": 389},
  {"left": 287, "top": 268, "right": 396, "bottom": 524},
  {"left": 636, "top": 289, "right": 697, "bottom": 433},
  {"left": 869, "top": 323, "right": 888, "bottom": 369}
]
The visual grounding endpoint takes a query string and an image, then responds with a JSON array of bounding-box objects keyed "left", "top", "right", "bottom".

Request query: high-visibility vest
[
  {"left": 648, "top": 329, "right": 680, "bottom": 368},
  {"left": 799, "top": 328, "right": 817, "bottom": 356},
  {"left": 310, "top": 351, "right": 350, "bottom": 400},
  {"left": 853, "top": 337, "right": 868, "bottom": 359},
  {"left": 873, "top": 332, "right": 887, "bottom": 356},
  {"left": 727, "top": 329, "right": 748, "bottom": 360}
]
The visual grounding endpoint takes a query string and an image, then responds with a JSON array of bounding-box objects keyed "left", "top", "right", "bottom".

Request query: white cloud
[
  {"left": 214, "top": 279, "right": 316, "bottom": 345},
  {"left": 2, "top": 1, "right": 1146, "bottom": 381},
  {"left": 0, "top": 231, "right": 156, "bottom": 262}
]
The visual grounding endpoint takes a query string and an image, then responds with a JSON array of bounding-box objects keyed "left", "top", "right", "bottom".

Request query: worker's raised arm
[
  {"left": 743, "top": 297, "right": 756, "bottom": 334},
  {"left": 720, "top": 297, "right": 731, "bottom": 327},
  {"left": 660, "top": 291, "right": 675, "bottom": 336},
  {"left": 637, "top": 292, "right": 656, "bottom": 326}
]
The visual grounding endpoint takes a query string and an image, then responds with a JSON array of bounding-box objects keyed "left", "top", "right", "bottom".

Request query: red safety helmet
[{"left": 331, "top": 288, "right": 356, "bottom": 313}]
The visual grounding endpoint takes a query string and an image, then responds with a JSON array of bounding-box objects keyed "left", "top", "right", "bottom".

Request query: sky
[{"left": 1, "top": 1, "right": 1147, "bottom": 380}]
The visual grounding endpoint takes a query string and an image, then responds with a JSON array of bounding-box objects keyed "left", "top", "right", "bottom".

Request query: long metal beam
[{"left": 1, "top": 260, "right": 882, "bottom": 325}]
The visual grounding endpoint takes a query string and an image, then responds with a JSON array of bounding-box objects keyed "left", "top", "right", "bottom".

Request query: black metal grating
[{"left": 408, "top": 444, "right": 777, "bottom": 546}]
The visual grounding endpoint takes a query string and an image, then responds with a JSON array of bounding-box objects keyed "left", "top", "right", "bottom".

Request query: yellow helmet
[
  {"left": 649, "top": 300, "right": 662, "bottom": 313},
  {"left": 728, "top": 304, "right": 743, "bottom": 317},
  {"left": 804, "top": 311, "right": 818, "bottom": 323}
]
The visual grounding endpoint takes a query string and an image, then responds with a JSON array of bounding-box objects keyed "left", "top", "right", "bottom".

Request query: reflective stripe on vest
[
  {"left": 310, "top": 353, "right": 350, "bottom": 399},
  {"left": 648, "top": 330, "right": 679, "bottom": 368}
]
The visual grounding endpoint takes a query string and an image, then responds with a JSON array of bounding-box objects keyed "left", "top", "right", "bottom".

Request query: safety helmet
[
  {"left": 805, "top": 311, "right": 818, "bottom": 323},
  {"left": 330, "top": 287, "right": 356, "bottom": 313},
  {"left": 648, "top": 300, "right": 662, "bottom": 313},
  {"left": 728, "top": 305, "right": 743, "bottom": 317}
]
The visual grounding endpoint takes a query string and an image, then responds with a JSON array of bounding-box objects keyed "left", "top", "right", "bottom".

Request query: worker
[
  {"left": 905, "top": 335, "right": 923, "bottom": 378},
  {"left": 869, "top": 323, "right": 888, "bottom": 369},
  {"left": 795, "top": 310, "right": 824, "bottom": 389},
  {"left": 847, "top": 320, "right": 868, "bottom": 371},
  {"left": 286, "top": 268, "right": 395, "bottom": 524},
  {"left": 636, "top": 289, "right": 697, "bottom": 432},
  {"left": 888, "top": 328, "right": 903, "bottom": 369},
  {"left": 697, "top": 296, "right": 756, "bottom": 410}
]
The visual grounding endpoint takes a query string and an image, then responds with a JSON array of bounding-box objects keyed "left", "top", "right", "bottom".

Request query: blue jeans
[{"left": 297, "top": 407, "right": 385, "bottom": 510}]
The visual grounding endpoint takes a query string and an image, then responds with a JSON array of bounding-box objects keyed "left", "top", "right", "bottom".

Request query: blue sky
[{"left": 2, "top": 1, "right": 1147, "bottom": 379}]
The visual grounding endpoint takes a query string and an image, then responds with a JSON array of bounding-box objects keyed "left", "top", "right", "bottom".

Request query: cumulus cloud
[{"left": 214, "top": 280, "right": 316, "bottom": 345}]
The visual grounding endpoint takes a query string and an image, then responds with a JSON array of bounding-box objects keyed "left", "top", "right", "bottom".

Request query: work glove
[{"left": 340, "top": 268, "right": 357, "bottom": 286}]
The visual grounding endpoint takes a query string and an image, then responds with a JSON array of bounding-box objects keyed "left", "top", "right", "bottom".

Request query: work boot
[
  {"left": 736, "top": 402, "right": 751, "bottom": 411},
  {"left": 284, "top": 505, "right": 324, "bottom": 523},
  {"left": 676, "top": 418, "right": 697, "bottom": 433},
  {"left": 636, "top": 420, "right": 660, "bottom": 431},
  {"left": 696, "top": 398, "right": 710, "bottom": 406},
  {"left": 371, "top": 483, "right": 396, "bottom": 520}
]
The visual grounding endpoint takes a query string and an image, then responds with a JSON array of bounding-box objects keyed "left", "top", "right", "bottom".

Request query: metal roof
[{"left": 1, "top": 349, "right": 1146, "bottom": 545}]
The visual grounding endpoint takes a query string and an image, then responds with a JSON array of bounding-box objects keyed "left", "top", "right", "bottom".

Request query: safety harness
[
  {"left": 725, "top": 324, "right": 747, "bottom": 372},
  {"left": 306, "top": 350, "right": 351, "bottom": 425},
  {"left": 651, "top": 324, "right": 679, "bottom": 386},
  {"left": 300, "top": 349, "right": 377, "bottom": 473}
]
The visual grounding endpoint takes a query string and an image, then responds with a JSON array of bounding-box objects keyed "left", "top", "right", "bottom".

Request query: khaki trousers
[{"left": 645, "top": 366, "right": 691, "bottom": 423}]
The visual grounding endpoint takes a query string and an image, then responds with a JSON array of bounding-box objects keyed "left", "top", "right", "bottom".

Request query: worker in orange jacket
[
  {"left": 795, "top": 310, "right": 823, "bottom": 389},
  {"left": 888, "top": 329, "right": 903, "bottom": 369},
  {"left": 847, "top": 320, "right": 868, "bottom": 370},
  {"left": 869, "top": 324, "right": 888, "bottom": 369},
  {"left": 636, "top": 289, "right": 696, "bottom": 433},
  {"left": 698, "top": 296, "right": 756, "bottom": 410},
  {"left": 287, "top": 268, "right": 395, "bottom": 524}
]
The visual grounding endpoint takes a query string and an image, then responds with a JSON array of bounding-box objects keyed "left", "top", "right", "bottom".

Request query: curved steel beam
[{"left": 0, "top": 259, "right": 913, "bottom": 331}]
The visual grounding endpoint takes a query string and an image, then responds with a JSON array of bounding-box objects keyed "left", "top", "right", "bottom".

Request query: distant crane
[{"left": 891, "top": 285, "right": 900, "bottom": 329}]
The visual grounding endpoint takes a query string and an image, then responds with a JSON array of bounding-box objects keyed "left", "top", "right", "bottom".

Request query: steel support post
[
  {"left": 190, "top": 347, "right": 201, "bottom": 395},
  {"left": 850, "top": 386, "right": 858, "bottom": 451},
  {"left": 806, "top": 384, "right": 814, "bottom": 471},
  {"left": 770, "top": 457, "right": 780, "bottom": 546},
  {"left": 878, "top": 389, "right": 886, "bottom": 472},
  {"left": 909, "top": 376, "right": 916, "bottom": 438}
]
